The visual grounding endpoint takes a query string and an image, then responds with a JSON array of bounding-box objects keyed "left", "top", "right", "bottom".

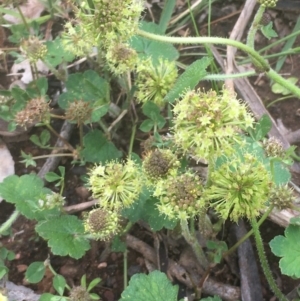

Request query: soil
[{"left": 1, "top": 1, "right": 300, "bottom": 301}]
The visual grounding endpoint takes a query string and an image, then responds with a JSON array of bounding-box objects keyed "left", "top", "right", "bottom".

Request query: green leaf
[
  {"left": 142, "top": 102, "right": 160, "bottom": 119},
  {"left": 130, "top": 22, "right": 179, "bottom": 64},
  {"left": 139, "top": 119, "right": 154, "bottom": 132},
  {"left": 45, "top": 172, "right": 61, "bottom": 183},
  {"left": 58, "top": 70, "right": 110, "bottom": 122},
  {"left": 39, "top": 293, "right": 68, "bottom": 301},
  {"left": 30, "top": 129, "right": 51, "bottom": 148},
  {"left": 206, "top": 241, "right": 228, "bottom": 264},
  {"left": 250, "top": 114, "right": 272, "bottom": 141},
  {"left": 20, "top": 151, "right": 37, "bottom": 168},
  {"left": 119, "top": 270, "right": 178, "bottom": 301},
  {"left": 270, "top": 225, "right": 300, "bottom": 278},
  {"left": 271, "top": 77, "right": 298, "bottom": 96},
  {"left": 0, "top": 174, "right": 53, "bottom": 220},
  {"left": 87, "top": 278, "right": 101, "bottom": 292},
  {"left": 25, "top": 261, "right": 45, "bottom": 283},
  {"left": 45, "top": 38, "right": 75, "bottom": 67},
  {"left": 35, "top": 215, "right": 90, "bottom": 259},
  {"left": 53, "top": 274, "right": 66, "bottom": 296},
  {"left": 261, "top": 22, "right": 278, "bottom": 39},
  {"left": 81, "top": 130, "right": 122, "bottom": 163},
  {"left": 111, "top": 236, "right": 127, "bottom": 253},
  {"left": 165, "top": 57, "right": 212, "bottom": 102}
]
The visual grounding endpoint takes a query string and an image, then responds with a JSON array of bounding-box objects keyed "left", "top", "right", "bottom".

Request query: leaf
[
  {"left": 269, "top": 225, "right": 300, "bottom": 278},
  {"left": 111, "top": 236, "right": 127, "bottom": 253},
  {"left": 130, "top": 22, "right": 179, "bottom": 64},
  {"left": 53, "top": 274, "right": 66, "bottom": 296},
  {"left": 119, "top": 270, "right": 178, "bottom": 301},
  {"left": 200, "top": 296, "right": 222, "bottom": 301},
  {"left": 250, "top": 114, "right": 272, "bottom": 140},
  {"left": 165, "top": 57, "right": 212, "bottom": 102},
  {"left": 81, "top": 130, "right": 122, "bottom": 163},
  {"left": 25, "top": 261, "right": 45, "bottom": 283},
  {"left": 271, "top": 77, "right": 298, "bottom": 96},
  {"left": 58, "top": 70, "right": 110, "bottom": 122},
  {"left": 45, "top": 172, "right": 61, "bottom": 183},
  {"left": 45, "top": 38, "right": 75, "bottom": 67},
  {"left": 261, "top": 22, "right": 278, "bottom": 40},
  {"left": 35, "top": 215, "right": 90, "bottom": 259},
  {"left": 0, "top": 174, "right": 54, "bottom": 220},
  {"left": 142, "top": 102, "right": 160, "bottom": 119},
  {"left": 139, "top": 119, "right": 154, "bottom": 132}
]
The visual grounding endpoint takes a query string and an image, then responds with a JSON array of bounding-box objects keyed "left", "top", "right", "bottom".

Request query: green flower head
[
  {"left": 206, "top": 153, "right": 272, "bottom": 222},
  {"left": 154, "top": 172, "right": 206, "bottom": 220},
  {"left": 89, "top": 159, "right": 143, "bottom": 210},
  {"left": 106, "top": 43, "right": 138, "bottom": 75},
  {"left": 142, "top": 149, "right": 179, "bottom": 183},
  {"left": 172, "top": 88, "right": 254, "bottom": 160},
  {"left": 20, "top": 36, "right": 47, "bottom": 63},
  {"left": 69, "top": 286, "right": 91, "bottom": 301},
  {"left": 77, "top": 0, "right": 144, "bottom": 48},
  {"left": 84, "top": 208, "right": 120, "bottom": 241},
  {"left": 269, "top": 184, "right": 294, "bottom": 210},
  {"left": 135, "top": 58, "right": 178, "bottom": 107},
  {"left": 257, "top": 0, "right": 278, "bottom": 8}
]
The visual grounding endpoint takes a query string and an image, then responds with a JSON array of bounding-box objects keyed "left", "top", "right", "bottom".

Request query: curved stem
[
  {"left": 0, "top": 210, "right": 20, "bottom": 235},
  {"left": 180, "top": 218, "right": 209, "bottom": 269},
  {"left": 251, "top": 217, "right": 288, "bottom": 301},
  {"left": 224, "top": 205, "right": 274, "bottom": 257},
  {"left": 137, "top": 29, "right": 300, "bottom": 98},
  {"left": 247, "top": 5, "right": 265, "bottom": 49}
]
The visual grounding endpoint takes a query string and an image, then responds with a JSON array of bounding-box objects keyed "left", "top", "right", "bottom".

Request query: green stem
[
  {"left": 180, "top": 219, "right": 209, "bottom": 269},
  {"left": 137, "top": 29, "right": 300, "bottom": 98},
  {"left": 0, "top": 210, "right": 20, "bottom": 235},
  {"left": 224, "top": 205, "right": 274, "bottom": 257},
  {"left": 128, "top": 122, "right": 136, "bottom": 158},
  {"left": 251, "top": 217, "right": 288, "bottom": 301},
  {"left": 47, "top": 261, "right": 71, "bottom": 290},
  {"left": 247, "top": 5, "right": 265, "bottom": 49}
]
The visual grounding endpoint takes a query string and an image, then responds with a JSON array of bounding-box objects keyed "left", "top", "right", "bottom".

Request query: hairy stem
[
  {"left": 247, "top": 5, "right": 265, "bottom": 49},
  {"left": 180, "top": 218, "right": 209, "bottom": 269},
  {"left": 137, "top": 30, "right": 300, "bottom": 98},
  {"left": 0, "top": 210, "right": 20, "bottom": 235},
  {"left": 251, "top": 217, "right": 288, "bottom": 301}
]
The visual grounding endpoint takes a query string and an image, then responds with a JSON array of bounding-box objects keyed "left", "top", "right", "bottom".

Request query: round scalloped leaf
[
  {"left": 35, "top": 215, "right": 90, "bottom": 259},
  {"left": 119, "top": 270, "right": 178, "bottom": 301},
  {"left": 269, "top": 225, "right": 300, "bottom": 278}
]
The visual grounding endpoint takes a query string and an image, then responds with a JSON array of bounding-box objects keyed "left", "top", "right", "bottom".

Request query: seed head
[
  {"left": 269, "top": 185, "right": 294, "bottom": 210},
  {"left": 143, "top": 149, "right": 179, "bottom": 182},
  {"left": 84, "top": 208, "right": 120, "bottom": 241},
  {"left": 172, "top": 88, "right": 254, "bottom": 160},
  {"left": 15, "top": 97, "right": 50, "bottom": 129},
  {"left": 106, "top": 43, "right": 138, "bottom": 75},
  {"left": 69, "top": 286, "right": 91, "bottom": 301},
  {"left": 154, "top": 172, "right": 206, "bottom": 220},
  {"left": 20, "top": 36, "right": 47, "bottom": 63},
  {"left": 89, "top": 159, "right": 143, "bottom": 210},
  {"left": 38, "top": 193, "right": 65, "bottom": 210},
  {"left": 65, "top": 100, "right": 93, "bottom": 125},
  {"left": 262, "top": 137, "right": 285, "bottom": 159}
]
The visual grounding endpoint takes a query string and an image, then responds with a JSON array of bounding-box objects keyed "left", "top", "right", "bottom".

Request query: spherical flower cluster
[
  {"left": 38, "top": 193, "right": 65, "bottom": 210},
  {"left": 65, "top": 0, "right": 144, "bottom": 55},
  {"left": 62, "top": 22, "right": 94, "bottom": 57},
  {"left": 154, "top": 172, "right": 206, "bottom": 220},
  {"left": 142, "top": 149, "right": 179, "bottom": 183},
  {"left": 269, "top": 185, "right": 294, "bottom": 210},
  {"left": 262, "top": 137, "right": 285, "bottom": 159},
  {"left": 65, "top": 100, "right": 93, "bottom": 125},
  {"left": 69, "top": 286, "right": 91, "bottom": 301},
  {"left": 89, "top": 159, "right": 143, "bottom": 210},
  {"left": 20, "top": 36, "right": 47, "bottom": 63},
  {"left": 15, "top": 97, "right": 50, "bottom": 129},
  {"left": 84, "top": 208, "right": 120, "bottom": 241},
  {"left": 205, "top": 153, "right": 272, "bottom": 222},
  {"left": 256, "top": 0, "right": 278, "bottom": 8},
  {"left": 106, "top": 43, "right": 138, "bottom": 75},
  {"left": 172, "top": 88, "right": 254, "bottom": 161},
  {"left": 135, "top": 58, "right": 178, "bottom": 107}
]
